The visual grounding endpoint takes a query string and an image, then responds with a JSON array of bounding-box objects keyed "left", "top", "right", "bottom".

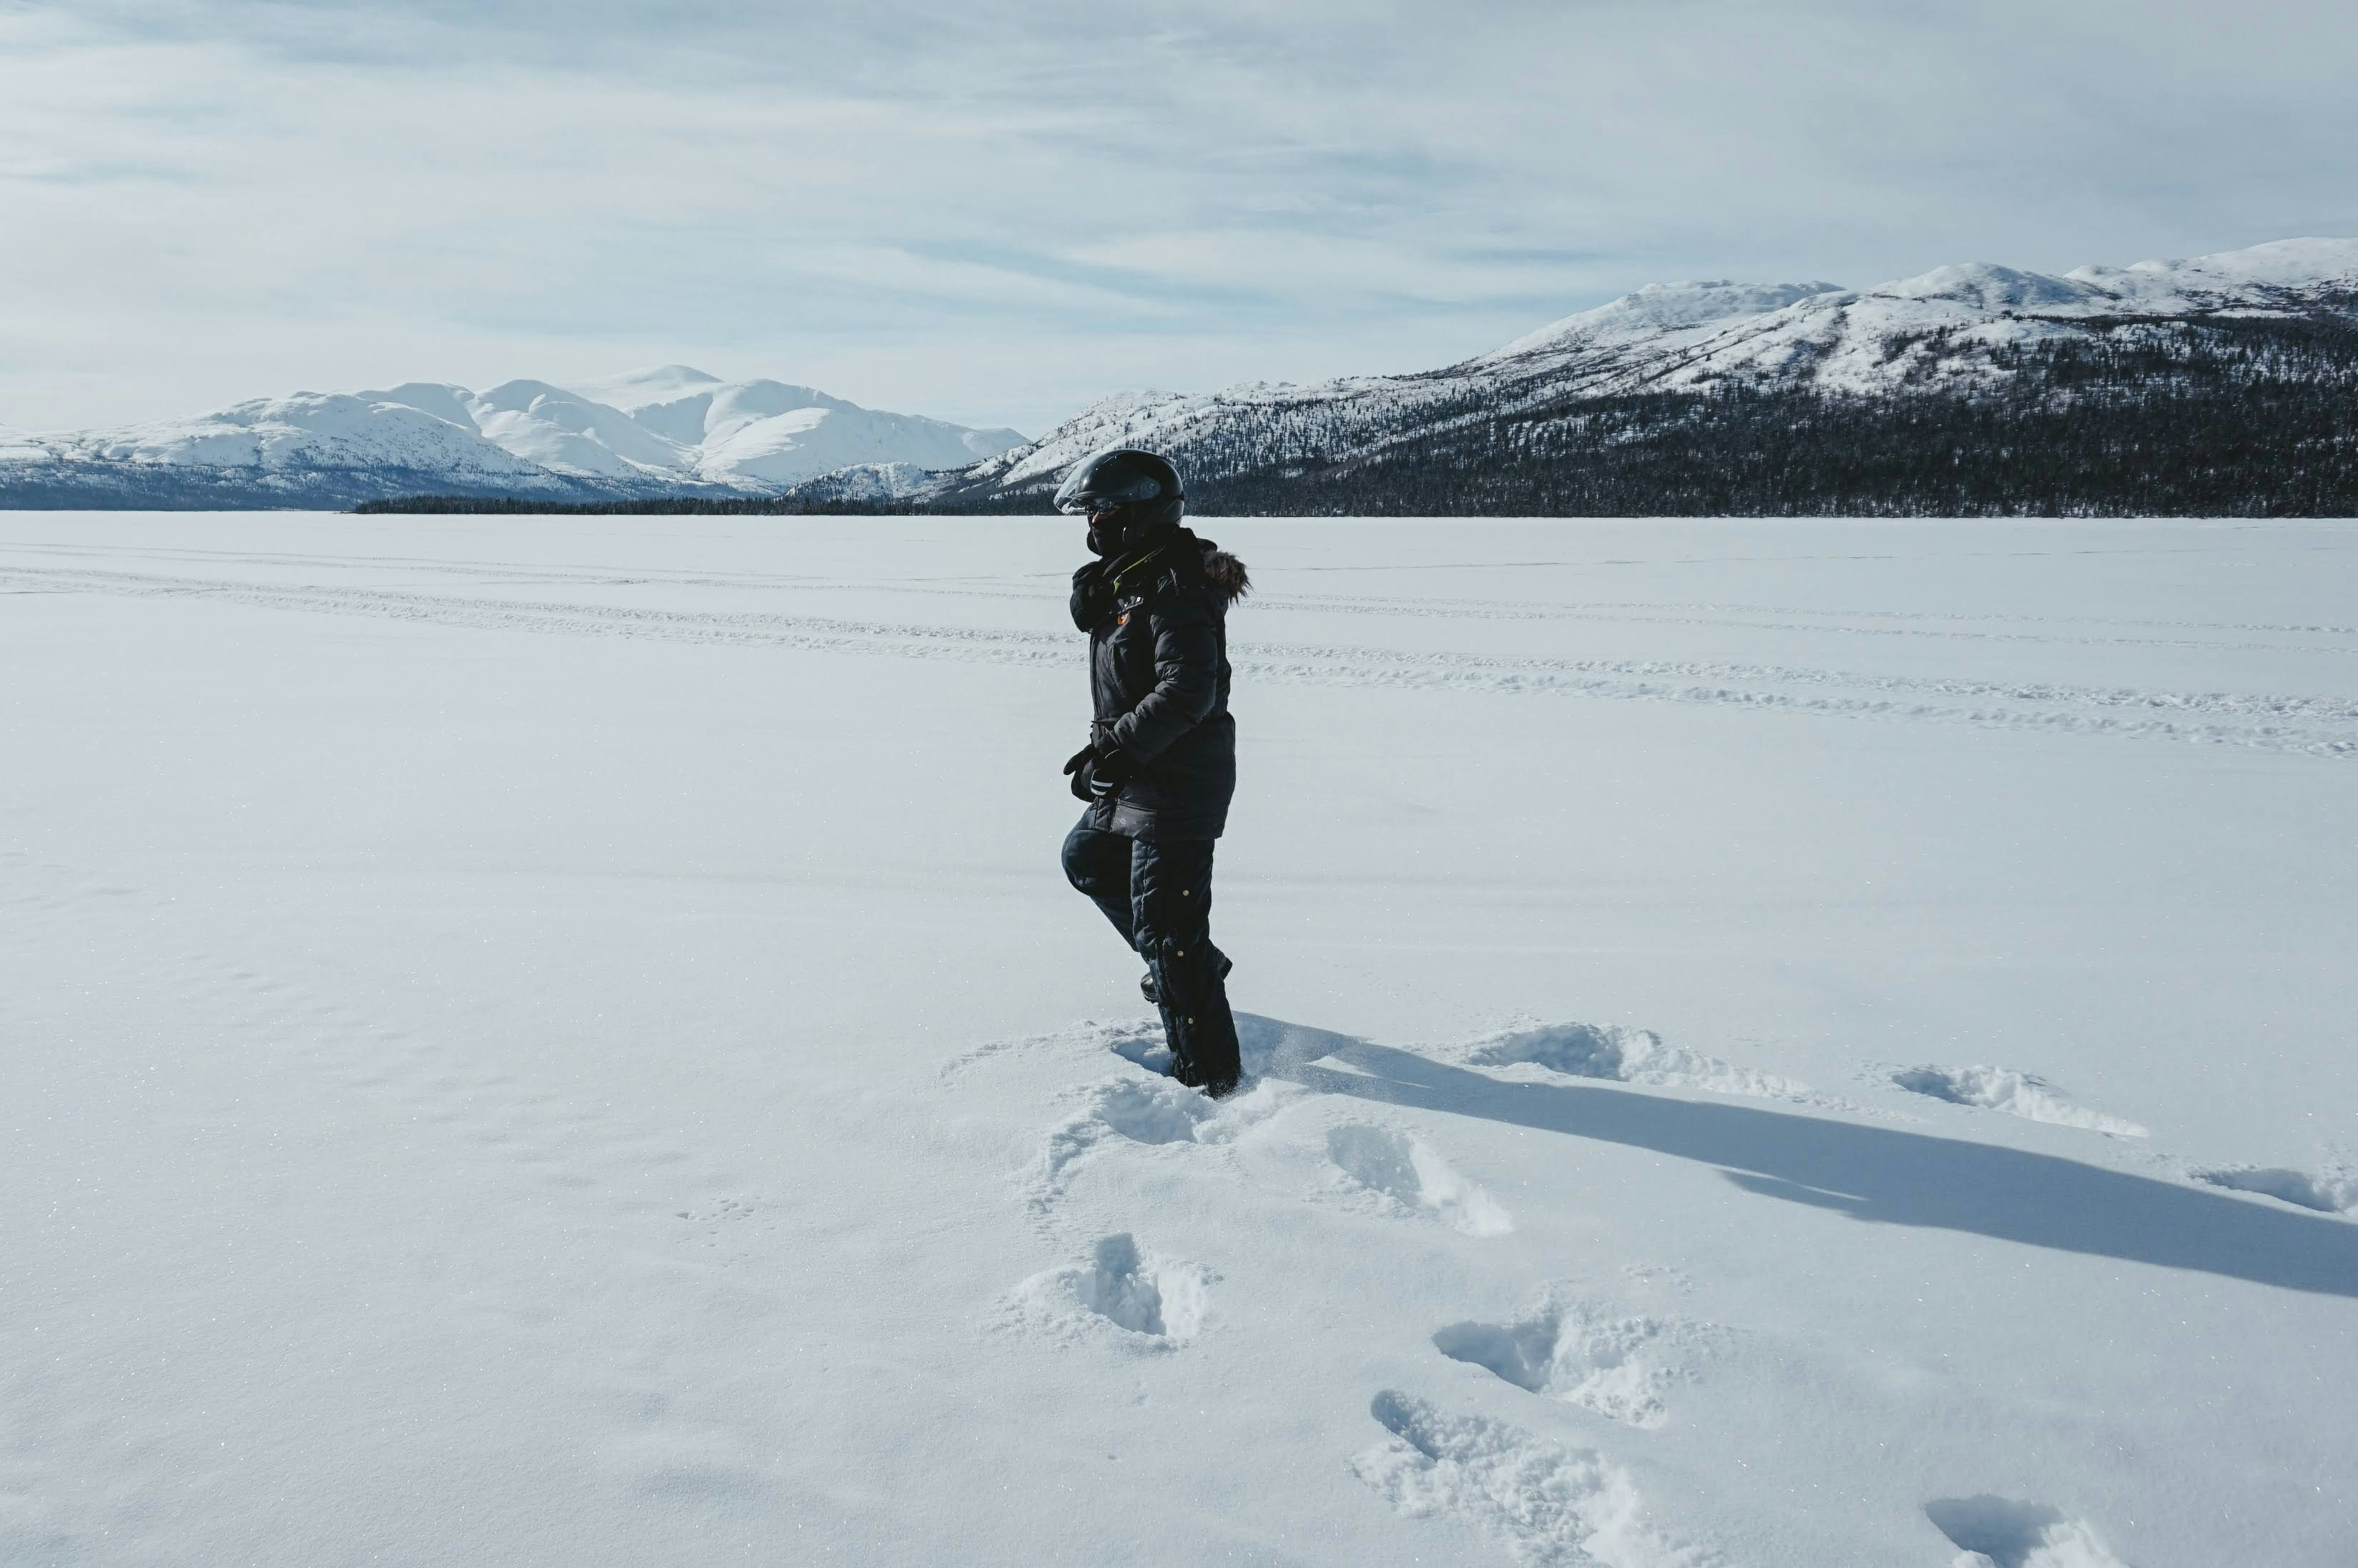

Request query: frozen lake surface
[{"left": 4, "top": 513, "right": 2354, "bottom": 1566}]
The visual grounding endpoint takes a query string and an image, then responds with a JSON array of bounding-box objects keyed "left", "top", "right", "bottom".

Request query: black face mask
[{"left": 1086, "top": 508, "right": 1128, "bottom": 558}]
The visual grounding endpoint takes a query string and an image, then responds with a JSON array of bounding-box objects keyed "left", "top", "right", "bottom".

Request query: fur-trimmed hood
[
  {"left": 1197, "top": 540, "right": 1251, "bottom": 603},
  {"left": 1071, "top": 526, "right": 1249, "bottom": 630}
]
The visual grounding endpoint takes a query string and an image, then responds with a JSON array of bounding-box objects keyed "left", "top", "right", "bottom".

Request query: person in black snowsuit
[{"left": 1055, "top": 449, "right": 1250, "bottom": 1098}]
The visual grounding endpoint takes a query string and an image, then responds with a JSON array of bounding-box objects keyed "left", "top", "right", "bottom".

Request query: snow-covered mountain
[
  {"left": 572, "top": 366, "right": 1023, "bottom": 488},
  {"left": 0, "top": 370, "right": 1027, "bottom": 509},
  {"left": 1470, "top": 237, "right": 2358, "bottom": 400},
  {"left": 9, "top": 238, "right": 2353, "bottom": 514},
  {"left": 806, "top": 237, "right": 2358, "bottom": 516}
]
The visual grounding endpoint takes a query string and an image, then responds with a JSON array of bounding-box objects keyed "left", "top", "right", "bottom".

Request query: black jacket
[{"left": 1070, "top": 525, "right": 1249, "bottom": 841}]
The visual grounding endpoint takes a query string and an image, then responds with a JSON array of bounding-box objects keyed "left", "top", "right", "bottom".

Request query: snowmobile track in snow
[{"left": 8, "top": 561, "right": 2354, "bottom": 759}]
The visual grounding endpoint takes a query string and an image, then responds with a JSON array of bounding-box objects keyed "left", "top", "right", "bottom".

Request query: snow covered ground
[{"left": 3, "top": 513, "right": 2353, "bottom": 1567}]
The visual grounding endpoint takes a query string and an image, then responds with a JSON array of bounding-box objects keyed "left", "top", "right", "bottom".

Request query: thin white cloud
[{"left": 1, "top": 0, "right": 2353, "bottom": 433}]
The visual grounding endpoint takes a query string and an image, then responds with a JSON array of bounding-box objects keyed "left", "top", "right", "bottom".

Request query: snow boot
[
  {"left": 1145, "top": 935, "right": 1242, "bottom": 1098},
  {"left": 1141, "top": 947, "right": 1231, "bottom": 1007},
  {"left": 1172, "top": 1056, "right": 1241, "bottom": 1100}
]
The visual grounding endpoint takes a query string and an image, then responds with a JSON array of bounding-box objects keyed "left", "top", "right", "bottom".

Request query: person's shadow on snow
[{"left": 1232, "top": 1015, "right": 2358, "bottom": 1301}]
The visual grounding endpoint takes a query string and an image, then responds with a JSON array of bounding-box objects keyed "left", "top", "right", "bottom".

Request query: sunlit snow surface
[{"left": 3, "top": 515, "right": 2354, "bottom": 1566}]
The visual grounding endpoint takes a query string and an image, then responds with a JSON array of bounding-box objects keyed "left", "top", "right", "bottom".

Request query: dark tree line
[
  {"left": 340, "top": 311, "right": 2358, "bottom": 519},
  {"left": 350, "top": 494, "right": 933, "bottom": 516},
  {"left": 1134, "top": 315, "right": 2358, "bottom": 518}
]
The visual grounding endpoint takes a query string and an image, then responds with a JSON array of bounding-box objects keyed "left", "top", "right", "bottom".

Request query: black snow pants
[{"left": 1061, "top": 819, "right": 1242, "bottom": 1092}]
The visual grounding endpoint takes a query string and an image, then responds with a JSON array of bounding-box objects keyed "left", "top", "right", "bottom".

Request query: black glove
[
  {"left": 1069, "top": 562, "right": 1112, "bottom": 631},
  {"left": 1062, "top": 743, "right": 1134, "bottom": 802},
  {"left": 1086, "top": 744, "right": 1132, "bottom": 801}
]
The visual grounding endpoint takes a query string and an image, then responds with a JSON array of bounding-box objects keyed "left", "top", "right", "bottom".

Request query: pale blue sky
[{"left": 4, "top": 0, "right": 2354, "bottom": 434}]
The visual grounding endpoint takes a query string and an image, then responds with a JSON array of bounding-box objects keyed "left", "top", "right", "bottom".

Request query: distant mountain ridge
[
  {"left": 10, "top": 237, "right": 2357, "bottom": 514},
  {"left": 0, "top": 368, "right": 1026, "bottom": 509},
  {"left": 789, "top": 237, "right": 2358, "bottom": 517}
]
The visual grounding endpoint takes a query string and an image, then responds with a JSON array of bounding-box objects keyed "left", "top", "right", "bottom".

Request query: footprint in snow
[
  {"left": 1031, "top": 1078, "right": 1215, "bottom": 1211},
  {"left": 1325, "top": 1123, "right": 1513, "bottom": 1237},
  {"left": 1925, "top": 1495, "right": 2133, "bottom": 1568},
  {"left": 1887, "top": 1065, "right": 2148, "bottom": 1138},
  {"left": 1458, "top": 1020, "right": 1849, "bottom": 1110},
  {"left": 1106, "top": 1027, "right": 1176, "bottom": 1076},
  {"left": 1432, "top": 1290, "right": 1727, "bottom": 1428},
  {"left": 2189, "top": 1163, "right": 2356, "bottom": 1216},
  {"left": 1352, "top": 1390, "right": 1706, "bottom": 1567},
  {"left": 1031, "top": 1073, "right": 1302, "bottom": 1210},
  {"left": 938, "top": 1018, "right": 1164, "bottom": 1080},
  {"left": 998, "top": 1233, "right": 1213, "bottom": 1351},
  {"left": 1107, "top": 1011, "right": 1366, "bottom": 1084},
  {"left": 1044, "top": 1075, "right": 1219, "bottom": 1174}
]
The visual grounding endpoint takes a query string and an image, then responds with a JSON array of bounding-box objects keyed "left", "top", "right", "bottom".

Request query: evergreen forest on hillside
[{"left": 360, "top": 313, "right": 2358, "bottom": 518}]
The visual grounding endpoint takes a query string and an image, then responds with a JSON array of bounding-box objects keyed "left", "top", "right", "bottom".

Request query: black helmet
[{"left": 1054, "top": 448, "right": 1184, "bottom": 518}]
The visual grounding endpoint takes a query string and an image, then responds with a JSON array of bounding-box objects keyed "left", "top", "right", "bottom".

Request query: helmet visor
[{"left": 1053, "top": 450, "right": 1174, "bottom": 515}]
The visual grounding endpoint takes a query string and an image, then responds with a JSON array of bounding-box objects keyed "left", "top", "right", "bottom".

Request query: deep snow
[{"left": 1, "top": 514, "right": 2353, "bottom": 1566}]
